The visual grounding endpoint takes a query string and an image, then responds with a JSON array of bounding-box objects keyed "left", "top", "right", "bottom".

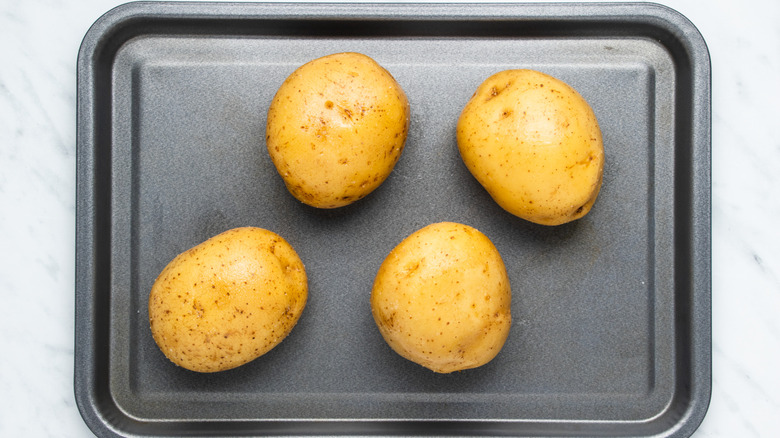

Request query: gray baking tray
[{"left": 75, "top": 2, "right": 711, "bottom": 437}]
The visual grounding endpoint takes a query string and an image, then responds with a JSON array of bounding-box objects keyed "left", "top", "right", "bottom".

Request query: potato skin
[
  {"left": 371, "top": 222, "right": 511, "bottom": 373},
  {"left": 266, "top": 52, "right": 410, "bottom": 208},
  {"left": 457, "top": 69, "right": 604, "bottom": 226},
  {"left": 148, "top": 227, "right": 307, "bottom": 373}
]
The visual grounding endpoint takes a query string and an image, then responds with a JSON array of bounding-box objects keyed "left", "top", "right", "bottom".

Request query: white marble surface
[{"left": 1, "top": 0, "right": 778, "bottom": 436}]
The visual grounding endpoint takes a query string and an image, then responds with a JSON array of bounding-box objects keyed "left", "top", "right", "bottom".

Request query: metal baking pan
[{"left": 75, "top": 2, "right": 711, "bottom": 436}]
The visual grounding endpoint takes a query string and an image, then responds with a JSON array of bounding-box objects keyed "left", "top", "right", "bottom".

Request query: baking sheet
[{"left": 75, "top": 2, "right": 711, "bottom": 436}]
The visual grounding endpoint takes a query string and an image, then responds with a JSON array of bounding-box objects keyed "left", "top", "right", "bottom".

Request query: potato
[
  {"left": 457, "top": 69, "right": 604, "bottom": 226},
  {"left": 266, "top": 52, "right": 410, "bottom": 208},
  {"left": 148, "top": 227, "right": 307, "bottom": 373},
  {"left": 371, "top": 222, "right": 511, "bottom": 373}
]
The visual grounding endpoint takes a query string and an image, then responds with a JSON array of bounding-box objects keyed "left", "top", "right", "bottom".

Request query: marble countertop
[{"left": 1, "top": 0, "right": 778, "bottom": 436}]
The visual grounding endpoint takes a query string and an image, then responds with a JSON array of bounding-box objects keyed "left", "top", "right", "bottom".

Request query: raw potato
[
  {"left": 457, "top": 69, "right": 604, "bottom": 226},
  {"left": 371, "top": 222, "right": 511, "bottom": 373},
  {"left": 266, "top": 52, "right": 410, "bottom": 208},
  {"left": 148, "top": 227, "right": 307, "bottom": 373}
]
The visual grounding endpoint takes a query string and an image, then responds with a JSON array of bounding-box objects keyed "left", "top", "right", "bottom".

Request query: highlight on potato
[
  {"left": 457, "top": 69, "right": 604, "bottom": 226},
  {"left": 370, "top": 222, "right": 512, "bottom": 373},
  {"left": 266, "top": 52, "right": 410, "bottom": 209},
  {"left": 148, "top": 227, "right": 307, "bottom": 373}
]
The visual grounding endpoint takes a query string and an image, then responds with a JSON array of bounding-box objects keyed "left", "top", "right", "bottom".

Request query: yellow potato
[
  {"left": 371, "top": 222, "right": 511, "bottom": 373},
  {"left": 457, "top": 69, "right": 604, "bottom": 226},
  {"left": 266, "top": 52, "right": 410, "bottom": 208},
  {"left": 148, "top": 227, "right": 307, "bottom": 373}
]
